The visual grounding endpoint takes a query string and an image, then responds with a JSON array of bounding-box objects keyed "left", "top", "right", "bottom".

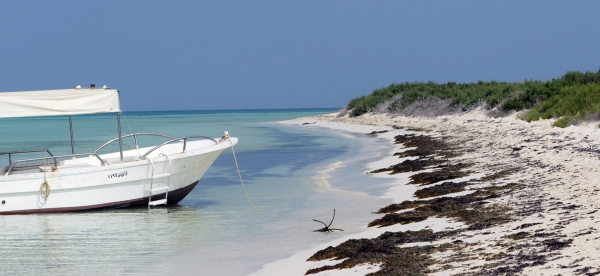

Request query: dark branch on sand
[{"left": 313, "top": 209, "right": 344, "bottom": 232}]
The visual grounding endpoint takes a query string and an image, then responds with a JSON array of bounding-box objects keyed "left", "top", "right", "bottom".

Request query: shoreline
[{"left": 254, "top": 109, "right": 600, "bottom": 275}]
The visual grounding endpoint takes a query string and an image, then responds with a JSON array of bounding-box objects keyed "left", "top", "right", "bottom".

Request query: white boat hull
[{"left": 0, "top": 138, "right": 237, "bottom": 214}]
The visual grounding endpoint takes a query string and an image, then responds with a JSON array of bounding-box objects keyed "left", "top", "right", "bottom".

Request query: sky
[{"left": 1, "top": 1, "right": 599, "bottom": 111}]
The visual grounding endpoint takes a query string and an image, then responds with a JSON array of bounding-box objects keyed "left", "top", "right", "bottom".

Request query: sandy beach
[{"left": 253, "top": 109, "right": 600, "bottom": 275}]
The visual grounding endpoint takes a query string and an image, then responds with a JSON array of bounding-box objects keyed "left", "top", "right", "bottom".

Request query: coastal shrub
[
  {"left": 499, "top": 70, "right": 600, "bottom": 112},
  {"left": 522, "top": 83, "right": 600, "bottom": 127},
  {"left": 347, "top": 69, "right": 600, "bottom": 124},
  {"left": 347, "top": 81, "right": 524, "bottom": 117},
  {"left": 553, "top": 117, "right": 572, "bottom": 128}
]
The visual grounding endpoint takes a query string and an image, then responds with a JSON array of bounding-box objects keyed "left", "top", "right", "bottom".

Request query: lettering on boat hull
[{"left": 108, "top": 170, "right": 128, "bottom": 179}]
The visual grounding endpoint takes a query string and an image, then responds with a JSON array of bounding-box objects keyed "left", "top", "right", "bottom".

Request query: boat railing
[
  {"left": 94, "top": 133, "right": 218, "bottom": 160},
  {"left": 2, "top": 134, "right": 219, "bottom": 175},
  {"left": 4, "top": 153, "right": 106, "bottom": 176},
  {"left": 93, "top": 133, "right": 177, "bottom": 154},
  {"left": 139, "top": 136, "right": 218, "bottom": 159},
  {"left": 0, "top": 149, "right": 55, "bottom": 166}
]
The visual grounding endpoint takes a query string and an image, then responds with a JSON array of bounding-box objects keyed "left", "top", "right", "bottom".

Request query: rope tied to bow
[
  {"left": 40, "top": 157, "right": 51, "bottom": 201},
  {"left": 221, "top": 131, "right": 278, "bottom": 218}
]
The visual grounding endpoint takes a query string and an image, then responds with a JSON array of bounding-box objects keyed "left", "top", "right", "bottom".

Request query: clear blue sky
[{"left": 1, "top": 1, "right": 599, "bottom": 111}]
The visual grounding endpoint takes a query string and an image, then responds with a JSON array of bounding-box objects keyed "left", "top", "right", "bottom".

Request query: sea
[{"left": 0, "top": 109, "right": 395, "bottom": 275}]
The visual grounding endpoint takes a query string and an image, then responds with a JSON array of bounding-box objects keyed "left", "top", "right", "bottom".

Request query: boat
[{"left": 0, "top": 85, "right": 237, "bottom": 214}]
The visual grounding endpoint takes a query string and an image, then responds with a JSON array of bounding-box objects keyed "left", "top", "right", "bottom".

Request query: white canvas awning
[{"left": 0, "top": 88, "right": 121, "bottom": 118}]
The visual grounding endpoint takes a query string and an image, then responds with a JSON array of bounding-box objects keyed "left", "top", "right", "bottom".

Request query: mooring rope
[
  {"left": 40, "top": 157, "right": 51, "bottom": 201},
  {"left": 220, "top": 132, "right": 343, "bottom": 232},
  {"left": 221, "top": 132, "right": 280, "bottom": 219}
]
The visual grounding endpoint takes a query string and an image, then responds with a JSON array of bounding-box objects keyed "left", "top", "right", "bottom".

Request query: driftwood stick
[{"left": 313, "top": 209, "right": 344, "bottom": 232}]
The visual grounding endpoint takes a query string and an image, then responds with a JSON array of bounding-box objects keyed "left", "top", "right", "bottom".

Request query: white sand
[{"left": 254, "top": 109, "right": 600, "bottom": 275}]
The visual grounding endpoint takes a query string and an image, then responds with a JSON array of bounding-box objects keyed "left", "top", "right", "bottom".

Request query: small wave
[{"left": 310, "top": 161, "right": 344, "bottom": 189}]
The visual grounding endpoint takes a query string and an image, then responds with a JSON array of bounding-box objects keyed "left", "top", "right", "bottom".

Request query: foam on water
[{"left": 0, "top": 109, "right": 394, "bottom": 275}]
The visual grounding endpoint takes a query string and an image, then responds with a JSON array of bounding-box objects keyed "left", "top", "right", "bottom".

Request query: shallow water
[{"left": 0, "top": 109, "right": 394, "bottom": 275}]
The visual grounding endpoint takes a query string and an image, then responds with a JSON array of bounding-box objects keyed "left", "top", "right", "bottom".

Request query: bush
[
  {"left": 523, "top": 83, "right": 600, "bottom": 127},
  {"left": 346, "top": 69, "right": 600, "bottom": 128},
  {"left": 347, "top": 81, "right": 523, "bottom": 117}
]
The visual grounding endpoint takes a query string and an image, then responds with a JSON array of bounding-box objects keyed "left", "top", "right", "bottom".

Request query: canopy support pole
[
  {"left": 117, "top": 113, "right": 123, "bottom": 161},
  {"left": 69, "top": 116, "right": 75, "bottom": 159}
]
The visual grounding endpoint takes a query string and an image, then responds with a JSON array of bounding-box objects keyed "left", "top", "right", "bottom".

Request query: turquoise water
[{"left": 0, "top": 109, "right": 393, "bottom": 275}]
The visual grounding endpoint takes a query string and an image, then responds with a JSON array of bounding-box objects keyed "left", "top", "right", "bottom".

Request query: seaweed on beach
[
  {"left": 513, "top": 222, "right": 542, "bottom": 230},
  {"left": 408, "top": 163, "right": 472, "bottom": 185},
  {"left": 480, "top": 237, "right": 574, "bottom": 274},
  {"left": 414, "top": 181, "right": 468, "bottom": 199},
  {"left": 370, "top": 133, "right": 472, "bottom": 184},
  {"left": 375, "top": 200, "right": 424, "bottom": 213},
  {"left": 306, "top": 229, "right": 463, "bottom": 275},
  {"left": 369, "top": 158, "right": 444, "bottom": 174},
  {"left": 306, "top": 243, "right": 442, "bottom": 275},
  {"left": 368, "top": 131, "right": 517, "bottom": 229},
  {"left": 369, "top": 198, "right": 510, "bottom": 229},
  {"left": 542, "top": 238, "right": 573, "bottom": 251},
  {"left": 367, "top": 130, "right": 389, "bottom": 135},
  {"left": 504, "top": 231, "right": 531, "bottom": 240},
  {"left": 371, "top": 183, "right": 519, "bottom": 226},
  {"left": 375, "top": 183, "right": 519, "bottom": 215},
  {"left": 376, "top": 229, "right": 460, "bottom": 243},
  {"left": 392, "top": 134, "right": 461, "bottom": 159},
  {"left": 405, "top": 127, "right": 429, "bottom": 132},
  {"left": 370, "top": 133, "right": 470, "bottom": 181}
]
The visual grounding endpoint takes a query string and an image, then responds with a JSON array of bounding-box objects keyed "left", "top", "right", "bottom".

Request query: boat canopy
[{"left": 0, "top": 88, "right": 121, "bottom": 118}]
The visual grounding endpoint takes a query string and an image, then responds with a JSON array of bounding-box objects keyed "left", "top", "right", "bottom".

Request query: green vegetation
[
  {"left": 521, "top": 84, "right": 600, "bottom": 127},
  {"left": 347, "top": 80, "right": 522, "bottom": 117},
  {"left": 347, "top": 69, "right": 600, "bottom": 127}
]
